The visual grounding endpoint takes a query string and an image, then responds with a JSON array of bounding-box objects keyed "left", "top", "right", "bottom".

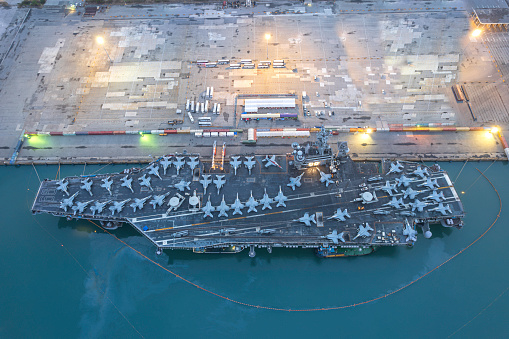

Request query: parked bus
[
  {"left": 229, "top": 63, "right": 241, "bottom": 69},
  {"left": 240, "top": 59, "right": 252, "bottom": 64},
  {"left": 198, "top": 121, "right": 212, "bottom": 126},
  {"left": 217, "top": 59, "right": 230, "bottom": 65},
  {"left": 196, "top": 60, "right": 209, "bottom": 66},
  {"left": 198, "top": 117, "right": 211, "bottom": 122},
  {"left": 452, "top": 84, "right": 465, "bottom": 102},
  {"left": 204, "top": 62, "right": 217, "bottom": 68},
  {"left": 259, "top": 60, "right": 271, "bottom": 65},
  {"left": 273, "top": 59, "right": 285, "bottom": 64},
  {"left": 242, "top": 63, "right": 255, "bottom": 69},
  {"left": 257, "top": 64, "right": 269, "bottom": 69}
]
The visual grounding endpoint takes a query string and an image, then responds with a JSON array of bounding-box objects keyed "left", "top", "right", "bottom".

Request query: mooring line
[
  {"left": 87, "top": 168, "right": 502, "bottom": 312},
  {"left": 32, "top": 163, "right": 41, "bottom": 184},
  {"left": 464, "top": 161, "right": 494, "bottom": 193},
  {"left": 453, "top": 159, "right": 468, "bottom": 184}
]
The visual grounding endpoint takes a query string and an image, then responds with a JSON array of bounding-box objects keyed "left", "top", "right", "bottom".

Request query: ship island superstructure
[{"left": 32, "top": 128, "right": 465, "bottom": 257}]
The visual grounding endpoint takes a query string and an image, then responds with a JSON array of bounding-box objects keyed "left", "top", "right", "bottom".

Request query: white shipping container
[
  {"left": 210, "top": 87, "right": 214, "bottom": 98},
  {"left": 206, "top": 87, "right": 210, "bottom": 98},
  {"left": 226, "top": 132, "right": 234, "bottom": 137},
  {"left": 211, "top": 132, "right": 219, "bottom": 137},
  {"left": 203, "top": 132, "right": 211, "bottom": 137},
  {"left": 217, "top": 104, "right": 221, "bottom": 115},
  {"left": 205, "top": 100, "right": 209, "bottom": 113},
  {"left": 201, "top": 102, "right": 205, "bottom": 114},
  {"left": 219, "top": 132, "right": 227, "bottom": 137},
  {"left": 213, "top": 102, "right": 218, "bottom": 114},
  {"left": 194, "top": 132, "right": 203, "bottom": 137}
]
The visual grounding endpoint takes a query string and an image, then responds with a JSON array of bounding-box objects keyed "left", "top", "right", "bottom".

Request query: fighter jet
[
  {"left": 429, "top": 203, "right": 452, "bottom": 215},
  {"left": 160, "top": 156, "right": 172, "bottom": 175},
  {"left": 109, "top": 199, "right": 131, "bottom": 215},
  {"left": 201, "top": 196, "right": 215, "bottom": 218},
  {"left": 149, "top": 192, "right": 171, "bottom": 209},
  {"left": 412, "top": 166, "right": 430, "bottom": 179},
  {"left": 213, "top": 175, "right": 226, "bottom": 194},
  {"left": 120, "top": 175, "right": 134, "bottom": 193},
  {"left": 245, "top": 191, "right": 259, "bottom": 213},
  {"left": 138, "top": 174, "right": 153, "bottom": 191},
  {"left": 409, "top": 199, "right": 427, "bottom": 212},
  {"left": 297, "top": 212, "right": 316, "bottom": 227},
  {"left": 59, "top": 192, "right": 79, "bottom": 212},
  {"left": 130, "top": 196, "right": 151, "bottom": 212},
  {"left": 403, "top": 219, "right": 418, "bottom": 242},
  {"left": 424, "top": 190, "right": 445, "bottom": 203},
  {"left": 372, "top": 209, "right": 391, "bottom": 215},
  {"left": 324, "top": 230, "right": 346, "bottom": 244},
  {"left": 328, "top": 208, "right": 351, "bottom": 221},
  {"left": 100, "top": 177, "right": 114, "bottom": 195},
  {"left": 90, "top": 200, "right": 111, "bottom": 216},
  {"left": 187, "top": 156, "right": 199, "bottom": 171},
  {"left": 395, "top": 175, "right": 412, "bottom": 187},
  {"left": 173, "top": 156, "right": 185, "bottom": 175},
  {"left": 258, "top": 229, "right": 276, "bottom": 235},
  {"left": 287, "top": 172, "right": 304, "bottom": 191},
  {"left": 217, "top": 195, "right": 230, "bottom": 218},
  {"left": 244, "top": 156, "right": 256, "bottom": 175},
  {"left": 274, "top": 186, "right": 288, "bottom": 207},
  {"left": 399, "top": 211, "right": 416, "bottom": 217},
  {"left": 318, "top": 170, "right": 334, "bottom": 187},
  {"left": 230, "top": 193, "right": 245, "bottom": 215},
  {"left": 387, "top": 161, "right": 404, "bottom": 175},
  {"left": 260, "top": 188, "right": 273, "bottom": 210},
  {"left": 353, "top": 223, "right": 374, "bottom": 240},
  {"left": 367, "top": 175, "right": 383, "bottom": 182},
  {"left": 403, "top": 187, "right": 419, "bottom": 200},
  {"left": 230, "top": 156, "right": 242, "bottom": 175},
  {"left": 199, "top": 174, "right": 212, "bottom": 193},
  {"left": 384, "top": 197, "right": 406, "bottom": 209},
  {"left": 380, "top": 181, "right": 398, "bottom": 196},
  {"left": 72, "top": 200, "right": 93, "bottom": 215},
  {"left": 147, "top": 164, "right": 162, "bottom": 180},
  {"left": 262, "top": 155, "right": 282, "bottom": 169},
  {"left": 56, "top": 180, "right": 69, "bottom": 196},
  {"left": 80, "top": 178, "right": 93, "bottom": 196},
  {"left": 173, "top": 180, "right": 190, "bottom": 192},
  {"left": 418, "top": 177, "right": 439, "bottom": 190}
]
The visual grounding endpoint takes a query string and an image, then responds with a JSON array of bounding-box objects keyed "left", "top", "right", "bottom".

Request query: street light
[
  {"left": 96, "top": 36, "right": 113, "bottom": 63},
  {"left": 472, "top": 29, "right": 482, "bottom": 37},
  {"left": 265, "top": 33, "right": 270, "bottom": 59}
]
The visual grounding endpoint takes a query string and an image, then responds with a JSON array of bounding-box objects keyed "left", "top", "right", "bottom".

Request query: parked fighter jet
[
  {"left": 90, "top": 200, "right": 111, "bottom": 216},
  {"left": 201, "top": 196, "right": 215, "bottom": 218},
  {"left": 328, "top": 208, "right": 350, "bottom": 221},
  {"left": 120, "top": 175, "right": 133, "bottom": 193},
  {"left": 372, "top": 209, "right": 391, "bottom": 215},
  {"left": 400, "top": 211, "right": 416, "bottom": 217},
  {"left": 100, "top": 177, "right": 113, "bottom": 195},
  {"left": 72, "top": 200, "right": 93, "bottom": 215},
  {"left": 260, "top": 188, "right": 273, "bottom": 210},
  {"left": 367, "top": 175, "right": 383, "bottom": 182},
  {"left": 230, "top": 193, "right": 244, "bottom": 215},
  {"left": 149, "top": 192, "right": 171, "bottom": 209},
  {"left": 199, "top": 174, "right": 212, "bottom": 193},
  {"left": 60, "top": 192, "right": 79, "bottom": 212},
  {"left": 412, "top": 166, "right": 429, "bottom": 179},
  {"left": 147, "top": 164, "right": 162, "bottom": 180},
  {"left": 80, "top": 178, "right": 93, "bottom": 196},
  {"left": 217, "top": 195, "right": 230, "bottom": 218},
  {"left": 56, "top": 180, "right": 69, "bottom": 196},
  {"left": 244, "top": 156, "right": 256, "bottom": 175},
  {"left": 419, "top": 177, "right": 439, "bottom": 190},
  {"left": 424, "top": 190, "right": 445, "bottom": 203},
  {"left": 429, "top": 203, "right": 452, "bottom": 215},
  {"left": 395, "top": 175, "right": 412, "bottom": 187},
  {"left": 109, "top": 199, "right": 131, "bottom": 215},
  {"left": 319, "top": 170, "right": 334, "bottom": 187},
  {"left": 245, "top": 191, "right": 259, "bottom": 213},
  {"left": 187, "top": 156, "right": 199, "bottom": 171},
  {"left": 403, "top": 187, "right": 419, "bottom": 200},
  {"left": 287, "top": 172, "right": 304, "bottom": 191},
  {"left": 274, "top": 186, "right": 288, "bottom": 207},
  {"left": 138, "top": 174, "right": 153, "bottom": 191},
  {"left": 409, "top": 199, "right": 427, "bottom": 212},
  {"left": 403, "top": 219, "right": 418, "bottom": 242},
  {"left": 230, "top": 156, "right": 242, "bottom": 175},
  {"left": 324, "top": 230, "right": 345, "bottom": 244},
  {"left": 213, "top": 175, "right": 226, "bottom": 194},
  {"left": 263, "top": 155, "right": 282, "bottom": 169},
  {"left": 173, "top": 180, "right": 190, "bottom": 192},
  {"left": 297, "top": 212, "right": 316, "bottom": 227},
  {"left": 387, "top": 161, "right": 404, "bottom": 175},
  {"left": 380, "top": 181, "right": 398, "bottom": 196},
  {"left": 173, "top": 156, "right": 185, "bottom": 175},
  {"left": 384, "top": 197, "right": 405, "bottom": 209},
  {"left": 353, "top": 223, "right": 374, "bottom": 240},
  {"left": 130, "top": 196, "right": 151, "bottom": 212},
  {"left": 160, "top": 156, "right": 172, "bottom": 175}
]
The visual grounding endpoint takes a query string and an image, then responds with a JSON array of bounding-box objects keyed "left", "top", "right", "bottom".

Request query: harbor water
[{"left": 1, "top": 161, "right": 508, "bottom": 338}]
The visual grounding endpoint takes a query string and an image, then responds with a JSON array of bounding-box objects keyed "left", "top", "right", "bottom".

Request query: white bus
[
  {"left": 242, "top": 63, "right": 255, "bottom": 69},
  {"left": 198, "top": 121, "right": 212, "bottom": 126},
  {"left": 217, "top": 59, "right": 230, "bottom": 65},
  {"left": 240, "top": 59, "right": 252, "bottom": 64},
  {"left": 198, "top": 117, "right": 211, "bottom": 122},
  {"left": 273, "top": 63, "right": 286, "bottom": 68},
  {"left": 186, "top": 99, "right": 190, "bottom": 111},
  {"left": 196, "top": 60, "right": 209, "bottom": 65},
  {"left": 204, "top": 62, "right": 217, "bottom": 68},
  {"left": 259, "top": 60, "right": 271, "bottom": 65},
  {"left": 229, "top": 63, "right": 241, "bottom": 69},
  {"left": 273, "top": 59, "right": 285, "bottom": 64},
  {"left": 257, "top": 64, "right": 269, "bottom": 69}
]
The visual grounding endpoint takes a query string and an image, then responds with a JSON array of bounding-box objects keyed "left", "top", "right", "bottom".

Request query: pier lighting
[
  {"left": 472, "top": 29, "right": 482, "bottom": 37},
  {"left": 490, "top": 127, "right": 499, "bottom": 134},
  {"left": 366, "top": 128, "right": 373, "bottom": 134},
  {"left": 96, "top": 36, "right": 113, "bottom": 63},
  {"left": 24, "top": 134, "right": 30, "bottom": 139},
  {"left": 139, "top": 131, "right": 144, "bottom": 137}
]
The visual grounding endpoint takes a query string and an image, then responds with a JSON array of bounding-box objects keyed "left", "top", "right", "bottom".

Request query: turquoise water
[{"left": 1, "top": 162, "right": 509, "bottom": 338}]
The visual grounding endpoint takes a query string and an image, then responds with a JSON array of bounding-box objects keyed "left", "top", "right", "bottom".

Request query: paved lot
[{"left": 0, "top": 0, "right": 508, "bottom": 162}]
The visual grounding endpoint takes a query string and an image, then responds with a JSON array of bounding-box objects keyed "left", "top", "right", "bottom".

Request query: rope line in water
[
  {"left": 87, "top": 168, "right": 502, "bottom": 312},
  {"left": 453, "top": 159, "right": 468, "bottom": 184},
  {"left": 32, "top": 163, "right": 41, "bottom": 184},
  {"left": 464, "top": 161, "right": 494, "bottom": 193}
]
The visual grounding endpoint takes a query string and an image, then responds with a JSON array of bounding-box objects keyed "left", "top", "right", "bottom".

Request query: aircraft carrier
[{"left": 31, "top": 128, "right": 465, "bottom": 257}]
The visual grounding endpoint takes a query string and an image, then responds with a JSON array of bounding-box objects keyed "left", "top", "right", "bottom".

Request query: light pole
[
  {"left": 96, "top": 36, "right": 113, "bottom": 63},
  {"left": 265, "top": 33, "right": 270, "bottom": 60},
  {"left": 460, "top": 28, "right": 482, "bottom": 56}
]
